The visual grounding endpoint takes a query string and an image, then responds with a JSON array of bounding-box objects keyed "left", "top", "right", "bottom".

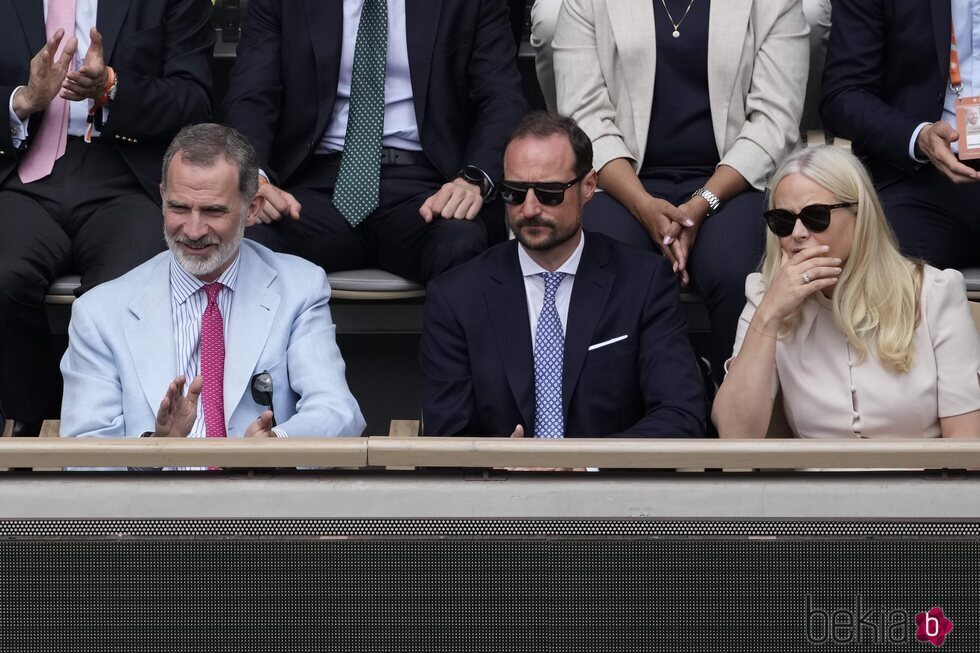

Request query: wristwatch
[
  {"left": 457, "top": 165, "right": 495, "bottom": 200},
  {"left": 691, "top": 187, "right": 722, "bottom": 216}
]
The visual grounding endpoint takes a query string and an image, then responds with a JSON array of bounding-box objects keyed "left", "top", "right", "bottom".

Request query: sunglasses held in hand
[
  {"left": 500, "top": 171, "right": 588, "bottom": 206},
  {"left": 764, "top": 202, "right": 856, "bottom": 237}
]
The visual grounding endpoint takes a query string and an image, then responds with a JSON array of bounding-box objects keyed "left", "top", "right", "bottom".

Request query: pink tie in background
[
  {"left": 18, "top": 0, "right": 77, "bottom": 183},
  {"left": 201, "top": 283, "right": 227, "bottom": 438}
]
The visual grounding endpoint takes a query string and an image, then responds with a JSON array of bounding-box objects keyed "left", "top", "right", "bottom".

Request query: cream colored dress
[{"left": 730, "top": 267, "right": 980, "bottom": 438}]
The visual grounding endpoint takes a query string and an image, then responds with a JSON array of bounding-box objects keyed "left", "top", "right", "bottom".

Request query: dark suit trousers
[
  {"left": 879, "top": 167, "right": 980, "bottom": 269},
  {"left": 245, "top": 156, "right": 490, "bottom": 284},
  {"left": 583, "top": 170, "right": 766, "bottom": 384},
  {"left": 0, "top": 139, "right": 165, "bottom": 421}
]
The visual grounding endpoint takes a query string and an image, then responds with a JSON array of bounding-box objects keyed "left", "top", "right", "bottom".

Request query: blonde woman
[{"left": 713, "top": 146, "right": 980, "bottom": 438}]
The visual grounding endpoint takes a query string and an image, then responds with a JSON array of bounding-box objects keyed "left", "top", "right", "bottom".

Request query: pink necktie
[
  {"left": 201, "top": 283, "right": 227, "bottom": 438},
  {"left": 18, "top": 0, "right": 77, "bottom": 183}
]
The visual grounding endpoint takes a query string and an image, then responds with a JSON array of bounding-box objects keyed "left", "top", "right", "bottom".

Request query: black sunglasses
[
  {"left": 500, "top": 171, "right": 588, "bottom": 206},
  {"left": 764, "top": 202, "right": 856, "bottom": 237}
]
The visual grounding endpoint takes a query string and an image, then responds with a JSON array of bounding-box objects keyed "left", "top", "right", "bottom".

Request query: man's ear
[
  {"left": 247, "top": 192, "right": 265, "bottom": 223},
  {"left": 581, "top": 169, "right": 598, "bottom": 203}
]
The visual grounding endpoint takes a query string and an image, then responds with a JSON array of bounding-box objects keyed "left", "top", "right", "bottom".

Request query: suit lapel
[
  {"left": 707, "top": 0, "right": 752, "bottom": 156},
  {"left": 306, "top": 0, "right": 344, "bottom": 141},
  {"left": 930, "top": 0, "right": 952, "bottom": 86},
  {"left": 13, "top": 1, "right": 45, "bottom": 54},
  {"left": 605, "top": 0, "right": 655, "bottom": 164},
  {"left": 223, "top": 245, "right": 280, "bottom": 422},
  {"left": 97, "top": 0, "right": 133, "bottom": 66},
  {"left": 125, "top": 256, "right": 179, "bottom": 418},
  {"left": 485, "top": 244, "right": 536, "bottom": 432},
  {"left": 406, "top": 0, "right": 442, "bottom": 130},
  {"left": 562, "top": 236, "right": 613, "bottom": 415}
]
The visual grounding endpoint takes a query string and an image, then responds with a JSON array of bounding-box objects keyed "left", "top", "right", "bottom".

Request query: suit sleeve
[
  {"left": 97, "top": 0, "right": 214, "bottom": 143},
  {"left": 275, "top": 270, "right": 366, "bottom": 437},
  {"left": 819, "top": 0, "right": 924, "bottom": 172},
  {"left": 420, "top": 278, "right": 484, "bottom": 437},
  {"left": 460, "top": 0, "right": 529, "bottom": 181},
  {"left": 220, "top": 0, "right": 282, "bottom": 172},
  {"left": 718, "top": 0, "right": 808, "bottom": 190},
  {"left": 615, "top": 259, "right": 706, "bottom": 437},
  {"left": 59, "top": 298, "right": 128, "bottom": 438}
]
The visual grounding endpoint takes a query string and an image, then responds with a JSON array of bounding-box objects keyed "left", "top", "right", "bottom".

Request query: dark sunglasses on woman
[
  {"left": 764, "top": 202, "right": 857, "bottom": 237},
  {"left": 500, "top": 171, "right": 588, "bottom": 206}
]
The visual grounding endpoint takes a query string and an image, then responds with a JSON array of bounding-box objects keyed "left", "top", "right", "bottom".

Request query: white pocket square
[{"left": 588, "top": 334, "right": 628, "bottom": 351}]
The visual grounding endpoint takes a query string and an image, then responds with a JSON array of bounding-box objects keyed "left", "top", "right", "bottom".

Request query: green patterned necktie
[{"left": 333, "top": 0, "right": 388, "bottom": 227}]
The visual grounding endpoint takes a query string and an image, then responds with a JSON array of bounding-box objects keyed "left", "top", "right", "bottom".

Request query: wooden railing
[{"left": 1, "top": 437, "right": 979, "bottom": 471}]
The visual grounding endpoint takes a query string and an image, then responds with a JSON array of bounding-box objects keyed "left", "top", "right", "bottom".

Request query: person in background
[
  {"left": 550, "top": 0, "right": 809, "bottom": 384},
  {"left": 821, "top": 0, "right": 980, "bottom": 268},
  {"left": 222, "top": 0, "right": 527, "bottom": 285},
  {"left": 713, "top": 145, "right": 980, "bottom": 439},
  {"left": 0, "top": 0, "right": 215, "bottom": 436}
]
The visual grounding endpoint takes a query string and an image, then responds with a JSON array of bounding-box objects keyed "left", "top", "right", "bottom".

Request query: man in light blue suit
[{"left": 60, "top": 124, "right": 365, "bottom": 439}]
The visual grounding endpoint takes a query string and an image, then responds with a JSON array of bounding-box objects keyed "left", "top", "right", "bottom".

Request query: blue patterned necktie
[
  {"left": 333, "top": 0, "right": 387, "bottom": 227},
  {"left": 534, "top": 272, "right": 566, "bottom": 439}
]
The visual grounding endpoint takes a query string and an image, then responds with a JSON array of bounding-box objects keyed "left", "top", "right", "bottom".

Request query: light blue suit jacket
[{"left": 60, "top": 240, "right": 365, "bottom": 438}]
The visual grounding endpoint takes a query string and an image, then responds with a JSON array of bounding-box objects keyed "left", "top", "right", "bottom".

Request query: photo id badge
[{"left": 955, "top": 95, "right": 980, "bottom": 160}]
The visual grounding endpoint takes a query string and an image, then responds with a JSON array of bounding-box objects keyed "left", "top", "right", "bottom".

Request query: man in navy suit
[
  {"left": 421, "top": 113, "right": 706, "bottom": 438},
  {"left": 222, "top": 0, "right": 527, "bottom": 284},
  {"left": 821, "top": 0, "right": 980, "bottom": 268}
]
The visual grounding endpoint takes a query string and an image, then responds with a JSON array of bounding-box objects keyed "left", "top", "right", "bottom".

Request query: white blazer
[
  {"left": 60, "top": 240, "right": 365, "bottom": 438},
  {"left": 554, "top": 0, "right": 809, "bottom": 190}
]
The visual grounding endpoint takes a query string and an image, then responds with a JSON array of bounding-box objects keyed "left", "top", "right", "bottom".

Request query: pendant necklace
[{"left": 659, "top": 0, "right": 696, "bottom": 38}]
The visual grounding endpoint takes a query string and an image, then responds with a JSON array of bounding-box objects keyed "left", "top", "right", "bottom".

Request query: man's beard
[
  {"left": 165, "top": 219, "right": 245, "bottom": 278},
  {"left": 510, "top": 216, "right": 580, "bottom": 251}
]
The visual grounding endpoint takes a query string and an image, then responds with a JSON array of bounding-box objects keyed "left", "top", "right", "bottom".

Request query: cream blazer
[{"left": 553, "top": 0, "right": 809, "bottom": 190}]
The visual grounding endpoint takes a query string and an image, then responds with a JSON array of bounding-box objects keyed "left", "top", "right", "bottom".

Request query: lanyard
[{"left": 951, "top": 21, "right": 963, "bottom": 95}]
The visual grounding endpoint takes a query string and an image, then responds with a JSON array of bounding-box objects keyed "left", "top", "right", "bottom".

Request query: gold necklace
[{"left": 659, "top": 0, "right": 696, "bottom": 38}]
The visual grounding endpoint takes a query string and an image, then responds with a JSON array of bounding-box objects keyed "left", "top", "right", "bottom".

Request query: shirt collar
[
  {"left": 169, "top": 250, "right": 242, "bottom": 305},
  {"left": 518, "top": 231, "right": 585, "bottom": 279}
]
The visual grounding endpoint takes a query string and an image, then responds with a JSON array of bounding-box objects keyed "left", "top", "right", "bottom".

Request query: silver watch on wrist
[{"left": 691, "top": 187, "right": 721, "bottom": 216}]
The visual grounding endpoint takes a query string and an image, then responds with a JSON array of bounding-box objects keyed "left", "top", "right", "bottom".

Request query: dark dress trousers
[
  {"left": 821, "top": 0, "right": 980, "bottom": 268},
  {"left": 0, "top": 0, "right": 215, "bottom": 422},
  {"left": 421, "top": 232, "right": 708, "bottom": 438},
  {"left": 222, "top": 0, "right": 528, "bottom": 283}
]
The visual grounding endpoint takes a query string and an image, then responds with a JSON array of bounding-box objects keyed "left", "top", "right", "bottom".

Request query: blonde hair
[{"left": 762, "top": 146, "right": 922, "bottom": 373}]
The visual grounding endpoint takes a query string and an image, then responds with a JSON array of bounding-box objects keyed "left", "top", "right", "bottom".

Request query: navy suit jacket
[
  {"left": 221, "top": 0, "right": 527, "bottom": 186},
  {"left": 0, "top": 0, "right": 215, "bottom": 200},
  {"left": 421, "top": 232, "right": 707, "bottom": 438},
  {"left": 820, "top": 0, "right": 951, "bottom": 186}
]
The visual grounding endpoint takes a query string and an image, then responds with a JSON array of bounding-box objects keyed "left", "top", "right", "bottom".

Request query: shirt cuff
[
  {"left": 8, "top": 87, "right": 29, "bottom": 148},
  {"left": 272, "top": 427, "right": 287, "bottom": 438},
  {"left": 908, "top": 122, "right": 931, "bottom": 163}
]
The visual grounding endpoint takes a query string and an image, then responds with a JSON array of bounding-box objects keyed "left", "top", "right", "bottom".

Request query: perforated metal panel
[{"left": 0, "top": 520, "right": 976, "bottom": 651}]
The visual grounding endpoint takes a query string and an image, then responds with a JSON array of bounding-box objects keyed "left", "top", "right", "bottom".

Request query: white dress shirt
[
  {"left": 319, "top": 0, "right": 422, "bottom": 153},
  {"left": 518, "top": 233, "right": 585, "bottom": 351},
  {"left": 8, "top": 0, "right": 102, "bottom": 148}
]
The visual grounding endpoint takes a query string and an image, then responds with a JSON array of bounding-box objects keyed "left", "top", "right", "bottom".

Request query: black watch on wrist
[{"left": 457, "top": 165, "right": 494, "bottom": 200}]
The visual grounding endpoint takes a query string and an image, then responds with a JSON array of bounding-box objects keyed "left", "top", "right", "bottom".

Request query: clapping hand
[{"left": 153, "top": 375, "right": 203, "bottom": 438}]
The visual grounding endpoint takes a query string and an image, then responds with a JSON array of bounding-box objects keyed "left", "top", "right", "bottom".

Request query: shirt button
[{"left": 850, "top": 385, "right": 856, "bottom": 393}]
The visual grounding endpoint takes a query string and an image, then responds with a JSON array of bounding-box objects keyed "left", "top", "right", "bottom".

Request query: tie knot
[
  {"left": 540, "top": 272, "right": 565, "bottom": 298},
  {"left": 203, "top": 282, "right": 223, "bottom": 304}
]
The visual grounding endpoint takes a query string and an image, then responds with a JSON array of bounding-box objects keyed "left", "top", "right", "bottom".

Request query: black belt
[{"left": 320, "top": 147, "right": 430, "bottom": 167}]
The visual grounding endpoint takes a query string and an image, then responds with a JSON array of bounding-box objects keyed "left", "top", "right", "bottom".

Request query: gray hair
[{"left": 161, "top": 123, "right": 258, "bottom": 202}]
